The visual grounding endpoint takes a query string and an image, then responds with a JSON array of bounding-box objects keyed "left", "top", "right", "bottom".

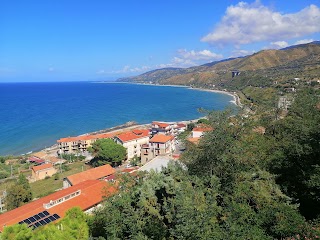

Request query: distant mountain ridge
[{"left": 117, "top": 41, "right": 320, "bottom": 90}]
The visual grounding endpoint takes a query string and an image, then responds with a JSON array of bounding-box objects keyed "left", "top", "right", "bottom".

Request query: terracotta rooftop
[
  {"left": 32, "top": 163, "right": 54, "bottom": 172},
  {"left": 192, "top": 127, "right": 213, "bottom": 132},
  {"left": 176, "top": 123, "right": 186, "bottom": 128},
  {"left": 57, "top": 132, "right": 117, "bottom": 143},
  {"left": 66, "top": 164, "right": 115, "bottom": 186},
  {"left": 116, "top": 129, "right": 149, "bottom": 143},
  {"left": 0, "top": 180, "right": 116, "bottom": 232},
  {"left": 152, "top": 121, "right": 171, "bottom": 128},
  {"left": 150, "top": 134, "right": 174, "bottom": 143}
]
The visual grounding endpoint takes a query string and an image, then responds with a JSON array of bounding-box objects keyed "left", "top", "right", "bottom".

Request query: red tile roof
[
  {"left": 66, "top": 164, "right": 115, "bottom": 186},
  {"left": 32, "top": 163, "right": 54, "bottom": 172},
  {"left": 116, "top": 129, "right": 149, "bottom": 143},
  {"left": 152, "top": 122, "right": 170, "bottom": 128},
  {"left": 150, "top": 134, "right": 174, "bottom": 143},
  {"left": 28, "top": 157, "right": 45, "bottom": 164},
  {"left": 192, "top": 127, "right": 213, "bottom": 132},
  {"left": 176, "top": 123, "right": 186, "bottom": 128},
  {"left": 57, "top": 132, "right": 116, "bottom": 143},
  {"left": 0, "top": 180, "right": 116, "bottom": 232}
]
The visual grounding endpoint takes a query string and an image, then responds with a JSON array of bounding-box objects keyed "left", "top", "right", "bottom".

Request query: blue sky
[{"left": 1, "top": 0, "right": 319, "bottom": 82}]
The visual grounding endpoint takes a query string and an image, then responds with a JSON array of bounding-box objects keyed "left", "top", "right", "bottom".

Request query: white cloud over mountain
[
  {"left": 164, "top": 49, "right": 223, "bottom": 67},
  {"left": 202, "top": 2, "right": 320, "bottom": 46},
  {"left": 295, "top": 39, "right": 314, "bottom": 45}
]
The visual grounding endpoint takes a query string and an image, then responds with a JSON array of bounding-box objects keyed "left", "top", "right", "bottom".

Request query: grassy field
[{"left": 30, "top": 161, "right": 91, "bottom": 198}]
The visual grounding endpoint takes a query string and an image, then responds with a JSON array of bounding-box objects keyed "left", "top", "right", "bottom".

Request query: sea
[{"left": 0, "top": 81, "right": 235, "bottom": 156}]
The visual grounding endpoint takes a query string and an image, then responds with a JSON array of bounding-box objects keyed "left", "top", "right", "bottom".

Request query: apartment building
[
  {"left": 151, "top": 121, "right": 176, "bottom": 135},
  {"left": 57, "top": 132, "right": 116, "bottom": 154},
  {"left": 141, "top": 134, "right": 175, "bottom": 164},
  {"left": 114, "top": 129, "right": 150, "bottom": 159}
]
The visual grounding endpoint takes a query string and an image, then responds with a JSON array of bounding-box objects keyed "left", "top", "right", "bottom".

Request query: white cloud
[
  {"left": 48, "top": 67, "right": 55, "bottom": 72},
  {"left": 202, "top": 2, "right": 320, "bottom": 46},
  {"left": 269, "top": 41, "right": 289, "bottom": 49},
  {"left": 295, "top": 39, "right": 314, "bottom": 45},
  {"left": 106, "top": 65, "right": 152, "bottom": 74},
  {"left": 230, "top": 49, "right": 256, "bottom": 58},
  {"left": 177, "top": 49, "right": 223, "bottom": 61},
  {"left": 160, "top": 49, "right": 224, "bottom": 68}
]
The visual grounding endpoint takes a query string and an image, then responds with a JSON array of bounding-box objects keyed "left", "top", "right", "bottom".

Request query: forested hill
[{"left": 117, "top": 41, "right": 320, "bottom": 90}]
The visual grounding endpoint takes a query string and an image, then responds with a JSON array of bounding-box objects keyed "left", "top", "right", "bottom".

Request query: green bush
[{"left": 0, "top": 170, "right": 9, "bottom": 179}]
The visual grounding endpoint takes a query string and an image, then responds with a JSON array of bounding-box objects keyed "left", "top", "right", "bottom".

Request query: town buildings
[
  {"left": 141, "top": 134, "right": 175, "bottom": 164},
  {"left": 191, "top": 126, "right": 213, "bottom": 138},
  {"left": 57, "top": 132, "right": 116, "bottom": 154},
  {"left": 114, "top": 129, "right": 150, "bottom": 160},
  {"left": 151, "top": 121, "right": 175, "bottom": 135},
  {"left": 31, "top": 163, "right": 57, "bottom": 181},
  {"left": 63, "top": 164, "right": 115, "bottom": 188}
]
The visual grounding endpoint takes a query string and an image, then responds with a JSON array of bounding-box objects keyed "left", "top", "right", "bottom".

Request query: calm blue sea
[{"left": 0, "top": 82, "right": 234, "bottom": 155}]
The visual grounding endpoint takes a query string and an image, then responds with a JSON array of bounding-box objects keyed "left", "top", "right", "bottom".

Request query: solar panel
[
  {"left": 34, "top": 222, "right": 41, "bottom": 228},
  {"left": 28, "top": 217, "right": 36, "bottom": 223},
  {"left": 38, "top": 212, "right": 45, "bottom": 218},
  {"left": 24, "top": 219, "right": 31, "bottom": 224},
  {"left": 18, "top": 221, "right": 24, "bottom": 224},
  {"left": 43, "top": 211, "right": 49, "bottom": 216},
  {"left": 48, "top": 215, "right": 55, "bottom": 221},
  {"left": 34, "top": 214, "right": 41, "bottom": 220},
  {"left": 39, "top": 220, "right": 46, "bottom": 225},
  {"left": 52, "top": 214, "right": 60, "bottom": 220},
  {"left": 43, "top": 218, "right": 51, "bottom": 224}
]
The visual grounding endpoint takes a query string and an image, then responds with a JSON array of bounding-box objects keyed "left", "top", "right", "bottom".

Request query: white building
[
  {"left": 151, "top": 121, "right": 176, "bottom": 135},
  {"left": 114, "top": 129, "right": 150, "bottom": 159},
  {"left": 192, "top": 126, "right": 213, "bottom": 138}
]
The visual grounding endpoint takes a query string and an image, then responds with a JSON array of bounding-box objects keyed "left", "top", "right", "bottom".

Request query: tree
[
  {"left": 1, "top": 223, "right": 33, "bottom": 240},
  {"left": 89, "top": 139, "right": 126, "bottom": 166},
  {"left": 6, "top": 174, "right": 32, "bottom": 210},
  {"left": 265, "top": 88, "right": 320, "bottom": 219}
]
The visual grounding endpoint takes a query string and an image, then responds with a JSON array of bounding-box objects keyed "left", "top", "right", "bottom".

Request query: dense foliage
[
  {"left": 89, "top": 138, "right": 126, "bottom": 166},
  {"left": 5, "top": 174, "right": 32, "bottom": 210},
  {"left": 87, "top": 88, "right": 320, "bottom": 239}
]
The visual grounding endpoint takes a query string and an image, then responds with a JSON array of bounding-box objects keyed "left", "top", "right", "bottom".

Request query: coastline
[
  {"left": 12, "top": 82, "right": 238, "bottom": 156},
  {"left": 111, "top": 81, "right": 242, "bottom": 107},
  {"left": 187, "top": 87, "right": 242, "bottom": 107}
]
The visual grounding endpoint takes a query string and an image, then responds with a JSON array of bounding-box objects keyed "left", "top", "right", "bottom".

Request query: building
[
  {"left": 0, "top": 180, "right": 116, "bottom": 232},
  {"left": 151, "top": 121, "right": 175, "bottom": 135},
  {"left": 57, "top": 132, "right": 117, "bottom": 154},
  {"left": 31, "top": 163, "right": 57, "bottom": 181},
  {"left": 231, "top": 70, "right": 240, "bottom": 78},
  {"left": 28, "top": 156, "right": 45, "bottom": 165},
  {"left": 141, "top": 134, "right": 175, "bottom": 164},
  {"left": 63, "top": 164, "right": 115, "bottom": 188},
  {"left": 114, "top": 129, "right": 150, "bottom": 159},
  {"left": 191, "top": 126, "right": 213, "bottom": 138}
]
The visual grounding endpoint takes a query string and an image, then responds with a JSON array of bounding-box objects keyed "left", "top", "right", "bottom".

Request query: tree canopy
[
  {"left": 5, "top": 174, "right": 32, "bottom": 210},
  {"left": 89, "top": 138, "right": 126, "bottom": 166}
]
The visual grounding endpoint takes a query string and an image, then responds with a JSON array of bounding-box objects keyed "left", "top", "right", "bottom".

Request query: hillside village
[{"left": 0, "top": 119, "right": 213, "bottom": 230}]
